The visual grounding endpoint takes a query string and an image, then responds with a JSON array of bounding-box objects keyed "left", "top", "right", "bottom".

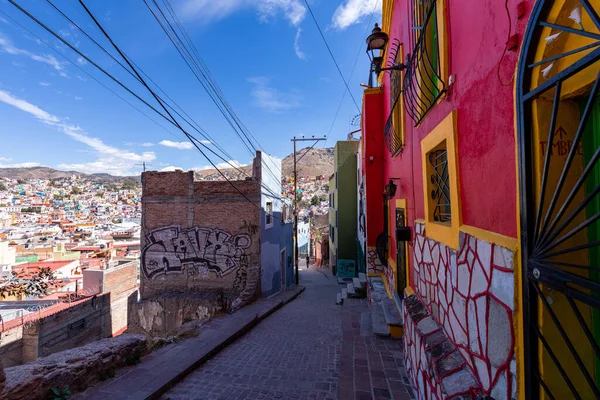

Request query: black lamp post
[{"left": 366, "top": 24, "right": 406, "bottom": 87}]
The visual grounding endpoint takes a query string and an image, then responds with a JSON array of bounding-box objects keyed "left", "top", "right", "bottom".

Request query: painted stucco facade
[
  {"left": 258, "top": 152, "right": 294, "bottom": 297},
  {"left": 328, "top": 140, "right": 359, "bottom": 272},
  {"left": 357, "top": 0, "right": 540, "bottom": 398}
]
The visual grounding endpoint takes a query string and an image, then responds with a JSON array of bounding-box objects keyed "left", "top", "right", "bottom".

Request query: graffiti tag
[{"left": 141, "top": 226, "right": 252, "bottom": 279}]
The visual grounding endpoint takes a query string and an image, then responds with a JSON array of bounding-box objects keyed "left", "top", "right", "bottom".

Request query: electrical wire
[
  {"left": 6, "top": 0, "right": 267, "bottom": 205},
  {"left": 40, "top": 0, "right": 252, "bottom": 178},
  {"left": 327, "top": 0, "right": 380, "bottom": 139},
  {"left": 0, "top": 8, "right": 180, "bottom": 143},
  {"left": 498, "top": 0, "right": 515, "bottom": 87},
  {"left": 144, "top": 0, "right": 283, "bottom": 187},
  {"left": 303, "top": 0, "right": 361, "bottom": 113},
  {"left": 76, "top": 0, "right": 260, "bottom": 207}
]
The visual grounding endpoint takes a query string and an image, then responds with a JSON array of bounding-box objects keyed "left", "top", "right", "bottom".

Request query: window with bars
[
  {"left": 427, "top": 141, "right": 451, "bottom": 223},
  {"left": 384, "top": 43, "right": 405, "bottom": 155},
  {"left": 403, "top": 0, "right": 446, "bottom": 125}
]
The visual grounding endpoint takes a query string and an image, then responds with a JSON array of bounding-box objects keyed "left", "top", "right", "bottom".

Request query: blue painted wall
[{"left": 259, "top": 152, "right": 294, "bottom": 297}]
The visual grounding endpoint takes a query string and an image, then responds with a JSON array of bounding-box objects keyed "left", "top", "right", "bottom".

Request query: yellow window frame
[{"left": 420, "top": 111, "right": 461, "bottom": 249}]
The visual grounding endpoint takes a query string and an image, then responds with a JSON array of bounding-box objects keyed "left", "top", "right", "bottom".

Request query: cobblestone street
[{"left": 162, "top": 268, "right": 413, "bottom": 400}]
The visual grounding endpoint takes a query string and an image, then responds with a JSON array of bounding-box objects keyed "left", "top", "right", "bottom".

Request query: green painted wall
[{"left": 331, "top": 140, "right": 359, "bottom": 263}]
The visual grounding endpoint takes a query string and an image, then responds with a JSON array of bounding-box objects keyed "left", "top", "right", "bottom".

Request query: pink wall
[{"left": 380, "top": 0, "right": 535, "bottom": 254}]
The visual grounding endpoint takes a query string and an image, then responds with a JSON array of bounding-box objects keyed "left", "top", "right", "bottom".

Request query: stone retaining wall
[{"left": 0, "top": 334, "right": 147, "bottom": 400}]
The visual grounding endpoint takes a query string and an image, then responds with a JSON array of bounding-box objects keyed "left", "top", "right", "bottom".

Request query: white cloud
[
  {"left": 247, "top": 76, "right": 301, "bottom": 112},
  {"left": 179, "top": 0, "right": 305, "bottom": 26},
  {"left": 0, "top": 162, "right": 41, "bottom": 168},
  {"left": 39, "top": 81, "right": 51, "bottom": 87},
  {"left": 0, "top": 33, "right": 66, "bottom": 74},
  {"left": 0, "top": 90, "right": 155, "bottom": 176},
  {"left": 332, "top": 0, "right": 381, "bottom": 30},
  {"left": 159, "top": 140, "right": 194, "bottom": 150},
  {"left": 160, "top": 166, "right": 184, "bottom": 172},
  {"left": 294, "top": 28, "right": 306, "bottom": 60},
  {"left": 0, "top": 157, "right": 12, "bottom": 161},
  {"left": 74, "top": 96, "right": 83, "bottom": 101},
  {"left": 76, "top": 56, "right": 87, "bottom": 65}
]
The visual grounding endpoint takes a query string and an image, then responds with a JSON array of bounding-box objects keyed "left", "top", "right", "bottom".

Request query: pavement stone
[{"left": 162, "top": 268, "right": 415, "bottom": 400}]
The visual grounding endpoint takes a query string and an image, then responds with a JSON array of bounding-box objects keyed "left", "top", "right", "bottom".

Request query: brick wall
[
  {"left": 0, "top": 326, "right": 23, "bottom": 367},
  {"left": 22, "top": 294, "right": 111, "bottom": 362},
  {"left": 140, "top": 170, "right": 261, "bottom": 304}
]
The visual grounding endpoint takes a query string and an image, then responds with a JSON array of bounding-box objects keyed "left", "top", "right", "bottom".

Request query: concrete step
[
  {"left": 367, "top": 276, "right": 388, "bottom": 304},
  {"left": 336, "top": 293, "right": 343, "bottom": 305},
  {"left": 353, "top": 277, "right": 364, "bottom": 289},
  {"left": 382, "top": 298, "right": 403, "bottom": 327},
  {"left": 358, "top": 272, "right": 367, "bottom": 285},
  {"left": 347, "top": 282, "right": 356, "bottom": 297},
  {"left": 370, "top": 303, "right": 390, "bottom": 337},
  {"left": 341, "top": 288, "right": 348, "bottom": 299},
  {"left": 337, "top": 276, "right": 354, "bottom": 285}
]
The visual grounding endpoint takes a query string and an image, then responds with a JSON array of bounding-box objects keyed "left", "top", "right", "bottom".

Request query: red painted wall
[
  {"left": 363, "top": 90, "right": 386, "bottom": 247},
  {"left": 370, "top": 0, "right": 535, "bottom": 286},
  {"left": 381, "top": 0, "right": 535, "bottom": 235}
]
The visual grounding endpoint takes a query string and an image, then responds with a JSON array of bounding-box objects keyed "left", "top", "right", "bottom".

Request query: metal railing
[
  {"left": 384, "top": 113, "right": 403, "bottom": 155},
  {"left": 403, "top": 0, "right": 445, "bottom": 125}
]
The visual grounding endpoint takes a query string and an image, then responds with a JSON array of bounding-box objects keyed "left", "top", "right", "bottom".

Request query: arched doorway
[{"left": 518, "top": 0, "right": 600, "bottom": 398}]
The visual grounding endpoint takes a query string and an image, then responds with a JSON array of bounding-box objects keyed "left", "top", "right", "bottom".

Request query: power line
[
  {"left": 143, "top": 0, "right": 283, "bottom": 186},
  {"left": 6, "top": 0, "right": 265, "bottom": 205},
  {"left": 41, "top": 0, "right": 246, "bottom": 174},
  {"left": 303, "top": 0, "right": 360, "bottom": 113},
  {"left": 76, "top": 0, "right": 260, "bottom": 207},
  {"left": 327, "top": 0, "right": 380, "bottom": 139}
]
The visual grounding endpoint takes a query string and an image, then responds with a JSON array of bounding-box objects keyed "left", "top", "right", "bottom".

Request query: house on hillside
[{"left": 328, "top": 140, "right": 359, "bottom": 277}]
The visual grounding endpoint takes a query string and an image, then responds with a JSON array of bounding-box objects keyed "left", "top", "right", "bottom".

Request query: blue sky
[{"left": 0, "top": 0, "right": 380, "bottom": 175}]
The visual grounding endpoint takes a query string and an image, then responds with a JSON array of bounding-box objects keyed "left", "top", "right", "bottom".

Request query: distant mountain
[
  {"left": 282, "top": 147, "right": 334, "bottom": 178},
  {"left": 195, "top": 147, "right": 335, "bottom": 181},
  {"left": 0, "top": 167, "right": 140, "bottom": 183},
  {"left": 0, "top": 147, "right": 335, "bottom": 183}
]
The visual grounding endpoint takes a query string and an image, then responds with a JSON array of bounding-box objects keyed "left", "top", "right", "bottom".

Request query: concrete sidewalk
[{"left": 75, "top": 286, "right": 305, "bottom": 400}]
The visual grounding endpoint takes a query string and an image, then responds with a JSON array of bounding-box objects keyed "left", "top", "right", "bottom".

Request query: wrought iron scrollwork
[
  {"left": 517, "top": 0, "right": 600, "bottom": 398},
  {"left": 403, "top": 0, "right": 446, "bottom": 125},
  {"left": 428, "top": 148, "right": 450, "bottom": 223}
]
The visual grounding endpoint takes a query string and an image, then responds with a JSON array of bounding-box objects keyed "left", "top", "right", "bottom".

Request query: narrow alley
[{"left": 162, "top": 268, "right": 413, "bottom": 400}]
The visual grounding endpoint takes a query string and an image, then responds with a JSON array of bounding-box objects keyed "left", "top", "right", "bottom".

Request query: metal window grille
[
  {"left": 384, "top": 114, "right": 403, "bottom": 155},
  {"left": 428, "top": 147, "right": 451, "bottom": 223},
  {"left": 403, "top": 0, "right": 446, "bottom": 125},
  {"left": 384, "top": 41, "right": 404, "bottom": 155}
]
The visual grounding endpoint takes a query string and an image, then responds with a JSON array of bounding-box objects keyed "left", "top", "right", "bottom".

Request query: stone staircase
[
  {"left": 335, "top": 273, "right": 367, "bottom": 305},
  {"left": 367, "top": 276, "right": 404, "bottom": 339},
  {"left": 335, "top": 274, "right": 403, "bottom": 338}
]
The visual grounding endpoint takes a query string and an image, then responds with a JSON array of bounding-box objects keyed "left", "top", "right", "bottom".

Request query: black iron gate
[{"left": 518, "top": 0, "right": 600, "bottom": 398}]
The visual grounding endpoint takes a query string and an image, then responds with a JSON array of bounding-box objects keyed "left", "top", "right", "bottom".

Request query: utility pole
[
  {"left": 291, "top": 135, "right": 327, "bottom": 285},
  {"left": 134, "top": 162, "right": 150, "bottom": 172}
]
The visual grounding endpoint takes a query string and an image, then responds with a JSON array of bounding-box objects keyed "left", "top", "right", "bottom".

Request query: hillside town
[
  {"left": 0, "top": 174, "right": 141, "bottom": 309},
  {"left": 2, "top": 0, "right": 599, "bottom": 399}
]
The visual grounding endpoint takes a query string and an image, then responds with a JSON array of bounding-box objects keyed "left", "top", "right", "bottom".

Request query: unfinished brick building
[{"left": 137, "top": 151, "right": 292, "bottom": 334}]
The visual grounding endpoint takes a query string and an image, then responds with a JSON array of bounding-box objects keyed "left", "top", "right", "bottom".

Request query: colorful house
[
  {"left": 328, "top": 140, "right": 359, "bottom": 276},
  {"left": 359, "top": 0, "right": 600, "bottom": 398}
]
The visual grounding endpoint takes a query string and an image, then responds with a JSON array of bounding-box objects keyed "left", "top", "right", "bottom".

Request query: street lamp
[
  {"left": 384, "top": 179, "right": 399, "bottom": 199},
  {"left": 366, "top": 24, "right": 406, "bottom": 86}
]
